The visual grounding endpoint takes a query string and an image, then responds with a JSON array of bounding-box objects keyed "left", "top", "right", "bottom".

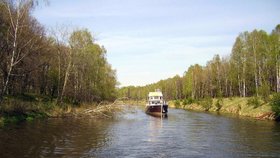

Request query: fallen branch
[{"left": 78, "top": 97, "right": 129, "bottom": 118}]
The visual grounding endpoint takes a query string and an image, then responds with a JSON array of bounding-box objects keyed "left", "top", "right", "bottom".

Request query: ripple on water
[{"left": 0, "top": 107, "right": 280, "bottom": 158}]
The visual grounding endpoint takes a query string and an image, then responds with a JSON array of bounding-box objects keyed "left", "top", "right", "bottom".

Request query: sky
[{"left": 33, "top": 0, "right": 280, "bottom": 87}]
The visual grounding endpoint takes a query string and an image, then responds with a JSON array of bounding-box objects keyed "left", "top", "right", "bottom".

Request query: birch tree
[
  {"left": 0, "top": 0, "right": 45, "bottom": 101},
  {"left": 271, "top": 25, "right": 280, "bottom": 93}
]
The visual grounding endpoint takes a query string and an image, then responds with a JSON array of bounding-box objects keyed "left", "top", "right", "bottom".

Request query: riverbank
[
  {"left": 0, "top": 95, "right": 125, "bottom": 127},
  {"left": 168, "top": 97, "right": 275, "bottom": 120}
]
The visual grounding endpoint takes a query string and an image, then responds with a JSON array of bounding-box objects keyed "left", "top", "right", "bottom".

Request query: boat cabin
[
  {"left": 145, "top": 89, "right": 168, "bottom": 116},
  {"left": 147, "top": 91, "right": 165, "bottom": 106}
]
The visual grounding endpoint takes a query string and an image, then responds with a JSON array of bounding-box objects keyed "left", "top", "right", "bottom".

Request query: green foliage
[
  {"left": 0, "top": 0, "right": 279, "bottom": 124},
  {"left": 237, "top": 104, "right": 242, "bottom": 111},
  {"left": 215, "top": 98, "right": 223, "bottom": 111},
  {"left": 118, "top": 24, "right": 280, "bottom": 102},
  {"left": 271, "top": 93, "right": 280, "bottom": 119},
  {"left": 259, "top": 83, "right": 270, "bottom": 102},
  {"left": 0, "top": 1, "right": 117, "bottom": 105},
  {"left": 247, "top": 96, "right": 261, "bottom": 108},
  {"left": 199, "top": 97, "right": 213, "bottom": 111},
  {"left": 0, "top": 117, "right": 4, "bottom": 127},
  {"left": 187, "top": 97, "right": 195, "bottom": 104},
  {"left": 182, "top": 97, "right": 195, "bottom": 107},
  {"left": 174, "top": 100, "right": 181, "bottom": 108},
  {"left": 182, "top": 99, "right": 188, "bottom": 106},
  {"left": 5, "top": 94, "right": 33, "bottom": 102},
  {"left": 1, "top": 112, "right": 47, "bottom": 125}
]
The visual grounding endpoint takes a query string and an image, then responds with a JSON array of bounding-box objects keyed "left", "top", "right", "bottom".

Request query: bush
[
  {"left": 182, "top": 97, "right": 194, "bottom": 105},
  {"left": 247, "top": 96, "right": 261, "bottom": 108},
  {"left": 0, "top": 117, "right": 4, "bottom": 127},
  {"left": 187, "top": 97, "right": 195, "bottom": 104},
  {"left": 215, "top": 98, "right": 223, "bottom": 111},
  {"left": 200, "top": 97, "right": 213, "bottom": 111},
  {"left": 174, "top": 100, "right": 181, "bottom": 108},
  {"left": 182, "top": 99, "right": 188, "bottom": 106},
  {"left": 259, "top": 83, "right": 270, "bottom": 102},
  {"left": 271, "top": 93, "right": 280, "bottom": 119}
]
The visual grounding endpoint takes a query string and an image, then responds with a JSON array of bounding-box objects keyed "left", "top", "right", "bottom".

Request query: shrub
[
  {"left": 0, "top": 117, "right": 4, "bottom": 127},
  {"left": 247, "top": 96, "right": 261, "bottom": 108},
  {"left": 271, "top": 93, "right": 280, "bottom": 119},
  {"left": 187, "top": 97, "right": 195, "bottom": 104},
  {"left": 215, "top": 98, "right": 223, "bottom": 111},
  {"left": 174, "top": 100, "right": 181, "bottom": 108},
  {"left": 182, "top": 99, "right": 188, "bottom": 106},
  {"left": 182, "top": 97, "right": 194, "bottom": 105},
  {"left": 200, "top": 97, "right": 213, "bottom": 111},
  {"left": 237, "top": 104, "right": 242, "bottom": 112},
  {"left": 259, "top": 83, "right": 270, "bottom": 102}
]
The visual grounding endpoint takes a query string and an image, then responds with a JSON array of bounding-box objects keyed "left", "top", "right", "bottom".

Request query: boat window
[{"left": 154, "top": 96, "right": 159, "bottom": 99}]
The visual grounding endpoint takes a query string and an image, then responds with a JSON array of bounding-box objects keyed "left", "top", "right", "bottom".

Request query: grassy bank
[
  {"left": 0, "top": 94, "right": 124, "bottom": 127},
  {"left": 169, "top": 97, "right": 276, "bottom": 120}
]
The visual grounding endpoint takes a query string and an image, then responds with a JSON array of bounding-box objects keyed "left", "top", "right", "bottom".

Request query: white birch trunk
[
  {"left": 252, "top": 37, "right": 259, "bottom": 96},
  {"left": 277, "top": 58, "right": 280, "bottom": 92},
  {"left": 58, "top": 49, "right": 72, "bottom": 104},
  {"left": 1, "top": 4, "right": 20, "bottom": 98}
]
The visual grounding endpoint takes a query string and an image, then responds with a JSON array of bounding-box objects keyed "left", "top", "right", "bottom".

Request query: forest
[
  {"left": 118, "top": 25, "right": 280, "bottom": 101},
  {"left": 1, "top": 1, "right": 279, "bottom": 115},
  {"left": 0, "top": 0, "right": 117, "bottom": 106}
]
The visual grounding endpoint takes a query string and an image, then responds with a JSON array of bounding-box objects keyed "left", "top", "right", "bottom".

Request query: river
[{"left": 0, "top": 106, "right": 280, "bottom": 158}]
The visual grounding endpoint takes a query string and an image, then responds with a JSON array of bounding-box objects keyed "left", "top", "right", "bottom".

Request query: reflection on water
[
  {"left": 0, "top": 118, "right": 114, "bottom": 157},
  {"left": 0, "top": 106, "right": 280, "bottom": 158}
]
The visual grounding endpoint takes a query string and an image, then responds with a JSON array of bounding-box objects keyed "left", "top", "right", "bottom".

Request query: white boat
[{"left": 145, "top": 89, "right": 168, "bottom": 117}]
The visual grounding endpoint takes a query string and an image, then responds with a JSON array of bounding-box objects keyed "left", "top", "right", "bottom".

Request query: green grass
[
  {"left": 219, "top": 97, "right": 271, "bottom": 118},
  {"left": 0, "top": 94, "right": 59, "bottom": 126},
  {"left": 0, "top": 93, "right": 124, "bottom": 126},
  {"left": 270, "top": 93, "right": 280, "bottom": 120},
  {"left": 171, "top": 97, "right": 274, "bottom": 120},
  {"left": 0, "top": 112, "right": 47, "bottom": 125}
]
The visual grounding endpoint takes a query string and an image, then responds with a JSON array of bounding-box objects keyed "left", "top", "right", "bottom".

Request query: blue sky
[{"left": 33, "top": 0, "right": 280, "bottom": 87}]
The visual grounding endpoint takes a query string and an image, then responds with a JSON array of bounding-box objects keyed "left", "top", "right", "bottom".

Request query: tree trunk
[
  {"left": 229, "top": 80, "right": 233, "bottom": 97},
  {"left": 225, "top": 78, "right": 228, "bottom": 97},
  {"left": 242, "top": 78, "right": 246, "bottom": 97},
  {"left": 191, "top": 71, "right": 195, "bottom": 99},
  {"left": 258, "top": 60, "right": 263, "bottom": 88},
  {"left": 58, "top": 50, "right": 72, "bottom": 104},
  {"left": 277, "top": 58, "right": 280, "bottom": 93},
  {"left": 57, "top": 49, "right": 61, "bottom": 99},
  {"left": 1, "top": 7, "right": 19, "bottom": 101},
  {"left": 242, "top": 54, "right": 246, "bottom": 97},
  {"left": 253, "top": 42, "right": 259, "bottom": 96}
]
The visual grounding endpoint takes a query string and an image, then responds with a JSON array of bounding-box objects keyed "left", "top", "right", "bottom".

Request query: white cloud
[
  {"left": 96, "top": 34, "right": 233, "bottom": 86},
  {"left": 33, "top": 0, "right": 280, "bottom": 87}
]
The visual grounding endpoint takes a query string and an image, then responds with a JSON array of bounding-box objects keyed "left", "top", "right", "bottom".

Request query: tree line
[
  {"left": 118, "top": 25, "right": 280, "bottom": 101},
  {"left": 0, "top": 0, "right": 117, "bottom": 105}
]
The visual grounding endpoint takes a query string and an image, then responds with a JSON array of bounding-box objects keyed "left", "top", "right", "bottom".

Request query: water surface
[{"left": 0, "top": 106, "right": 280, "bottom": 157}]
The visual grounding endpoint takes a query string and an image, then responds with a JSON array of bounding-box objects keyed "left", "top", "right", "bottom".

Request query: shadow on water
[
  {"left": 145, "top": 113, "right": 168, "bottom": 118},
  {"left": 0, "top": 106, "right": 280, "bottom": 158},
  {"left": 0, "top": 118, "right": 114, "bottom": 158}
]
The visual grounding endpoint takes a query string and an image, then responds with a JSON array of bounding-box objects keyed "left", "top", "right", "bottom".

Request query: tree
[
  {"left": 271, "top": 25, "right": 280, "bottom": 93},
  {"left": 0, "top": 0, "right": 46, "bottom": 101},
  {"left": 119, "top": 24, "right": 280, "bottom": 101}
]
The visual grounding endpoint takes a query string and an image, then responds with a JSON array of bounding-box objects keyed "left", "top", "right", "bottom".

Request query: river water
[{"left": 1, "top": 106, "right": 280, "bottom": 158}]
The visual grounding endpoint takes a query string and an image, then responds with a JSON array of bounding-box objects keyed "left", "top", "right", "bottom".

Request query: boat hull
[{"left": 145, "top": 105, "right": 168, "bottom": 117}]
